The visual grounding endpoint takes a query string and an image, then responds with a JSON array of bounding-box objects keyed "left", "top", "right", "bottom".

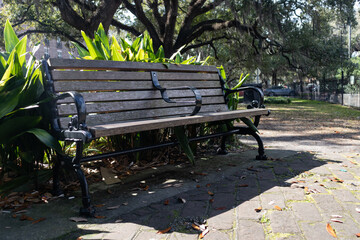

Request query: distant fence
[{"left": 298, "top": 91, "right": 360, "bottom": 108}]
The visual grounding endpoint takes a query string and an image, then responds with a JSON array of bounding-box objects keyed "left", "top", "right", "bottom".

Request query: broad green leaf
[
  {"left": 14, "top": 36, "right": 27, "bottom": 66},
  {"left": 181, "top": 56, "right": 196, "bottom": 65},
  {"left": 156, "top": 46, "right": 165, "bottom": 59},
  {"left": 72, "top": 41, "right": 90, "bottom": 58},
  {"left": 232, "top": 73, "right": 249, "bottom": 90},
  {"left": 218, "top": 65, "right": 227, "bottom": 80},
  {"left": 27, "top": 128, "right": 62, "bottom": 152},
  {"left": 240, "top": 117, "right": 259, "bottom": 133},
  {"left": 0, "top": 116, "right": 42, "bottom": 144},
  {"left": 136, "top": 48, "right": 145, "bottom": 61},
  {"left": 96, "top": 23, "right": 110, "bottom": 51},
  {"left": 131, "top": 35, "right": 142, "bottom": 52},
  {"left": 4, "top": 19, "right": 19, "bottom": 53},
  {"left": 111, "top": 45, "right": 125, "bottom": 61},
  {"left": 81, "top": 31, "right": 104, "bottom": 60},
  {"left": 174, "top": 126, "right": 195, "bottom": 165},
  {"left": 0, "top": 87, "right": 21, "bottom": 118}
]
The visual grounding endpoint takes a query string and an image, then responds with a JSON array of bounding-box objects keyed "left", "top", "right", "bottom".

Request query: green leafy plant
[{"left": 0, "top": 20, "right": 61, "bottom": 185}]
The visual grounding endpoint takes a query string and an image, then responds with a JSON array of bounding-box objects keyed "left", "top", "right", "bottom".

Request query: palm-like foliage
[{"left": 0, "top": 20, "right": 60, "bottom": 182}]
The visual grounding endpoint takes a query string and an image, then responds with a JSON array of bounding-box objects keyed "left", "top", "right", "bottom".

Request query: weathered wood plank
[
  {"left": 58, "top": 104, "right": 229, "bottom": 128},
  {"left": 57, "top": 89, "right": 225, "bottom": 103},
  {"left": 49, "top": 58, "right": 219, "bottom": 73},
  {"left": 51, "top": 71, "right": 219, "bottom": 81},
  {"left": 53, "top": 80, "right": 221, "bottom": 92},
  {"left": 87, "top": 108, "right": 269, "bottom": 137},
  {"left": 57, "top": 96, "right": 226, "bottom": 116}
]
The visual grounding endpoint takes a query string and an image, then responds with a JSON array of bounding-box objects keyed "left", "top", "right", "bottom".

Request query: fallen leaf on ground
[
  {"left": 268, "top": 200, "right": 275, "bottom": 205},
  {"left": 355, "top": 208, "right": 360, "bottom": 213},
  {"left": 94, "top": 204, "right": 104, "bottom": 208},
  {"left": 238, "top": 184, "right": 249, "bottom": 187},
  {"left": 326, "top": 223, "right": 337, "bottom": 238},
  {"left": 274, "top": 205, "right": 282, "bottom": 211},
  {"left": 330, "top": 218, "right": 343, "bottom": 223},
  {"left": 69, "top": 217, "right": 88, "bottom": 222},
  {"left": 164, "top": 200, "right": 169, "bottom": 205},
  {"left": 32, "top": 218, "right": 46, "bottom": 224},
  {"left": 20, "top": 215, "right": 34, "bottom": 221},
  {"left": 227, "top": 163, "right": 236, "bottom": 166},
  {"left": 206, "top": 184, "right": 211, "bottom": 187},
  {"left": 143, "top": 185, "right": 149, "bottom": 191},
  {"left": 199, "top": 228, "right": 209, "bottom": 239},
  {"left": 192, "top": 223, "right": 200, "bottom": 230},
  {"left": 94, "top": 215, "right": 106, "bottom": 219},
  {"left": 178, "top": 197, "right": 186, "bottom": 203},
  {"left": 331, "top": 215, "right": 342, "bottom": 218},
  {"left": 209, "top": 199, "right": 214, "bottom": 203},
  {"left": 157, "top": 227, "right": 171, "bottom": 234},
  {"left": 196, "top": 185, "right": 201, "bottom": 188},
  {"left": 254, "top": 207, "right": 262, "bottom": 212},
  {"left": 356, "top": 233, "right": 360, "bottom": 237},
  {"left": 207, "top": 191, "right": 214, "bottom": 196},
  {"left": 106, "top": 205, "right": 120, "bottom": 210},
  {"left": 291, "top": 183, "right": 305, "bottom": 189},
  {"left": 215, "top": 207, "right": 226, "bottom": 210}
]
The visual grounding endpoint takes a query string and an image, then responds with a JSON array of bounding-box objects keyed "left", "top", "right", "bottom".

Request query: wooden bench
[{"left": 42, "top": 58, "right": 270, "bottom": 216}]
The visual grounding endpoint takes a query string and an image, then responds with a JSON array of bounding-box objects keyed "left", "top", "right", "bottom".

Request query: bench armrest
[
  {"left": 224, "top": 86, "right": 265, "bottom": 109},
  {"left": 151, "top": 71, "right": 202, "bottom": 116},
  {"left": 55, "top": 91, "right": 87, "bottom": 130}
]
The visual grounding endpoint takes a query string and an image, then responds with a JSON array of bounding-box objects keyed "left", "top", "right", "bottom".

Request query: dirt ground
[{"left": 248, "top": 102, "right": 360, "bottom": 155}]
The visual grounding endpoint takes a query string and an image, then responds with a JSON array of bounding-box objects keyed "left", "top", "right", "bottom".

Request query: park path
[{"left": 1, "top": 108, "right": 360, "bottom": 240}]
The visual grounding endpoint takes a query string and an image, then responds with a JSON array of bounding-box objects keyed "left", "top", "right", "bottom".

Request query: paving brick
[
  {"left": 181, "top": 201, "right": 207, "bottom": 218},
  {"left": 257, "top": 169, "right": 276, "bottom": 180},
  {"left": 258, "top": 179, "right": 279, "bottom": 192},
  {"left": 325, "top": 215, "right": 360, "bottom": 238},
  {"left": 211, "top": 192, "right": 235, "bottom": 209},
  {"left": 289, "top": 202, "right": 323, "bottom": 222},
  {"left": 282, "top": 188, "right": 306, "bottom": 201},
  {"left": 273, "top": 166, "right": 293, "bottom": 176},
  {"left": 203, "top": 229, "right": 231, "bottom": 240},
  {"left": 169, "top": 232, "right": 198, "bottom": 240},
  {"left": 332, "top": 189, "right": 359, "bottom": 202},
  {"left": 343, "top": 203, "right": 360, "bottom": 224},
  {"left": 207, "top": 209, "right": 235, "bottom": 230},
  {"left": 236, "top": 200, "right": 263, "bottom": 220},
  {"left": 134, "top": 230, "right": 170, "bottom": 240},
  {"left": 299, "top": 222, "right": 335, "bottom": 240},
  {"left": 236, "top": 219, "right": 265, "bottom": 240},
  {"left": 82, "top": 223, "right": 141, "bottom": 240},
  {"left": 311, "top": 166, "right": 332, "bottom": 175},
  {"left": 311, "top": 194, "right": 344, "bottom": 213},
  {"left": 334, "top": 171, "right": 356, "bottom": 180},
  {"left": 275, "top": 235, "right": 305, "bottom": 240},
  {"left": 260, "top": 192, "right": 286, "bottom": 210},
  {"left": 236, "top": 188, "right": 259, "bottom": 202},
  {"left": 269, "top": 211, "right": 301, "bottom": 233}
]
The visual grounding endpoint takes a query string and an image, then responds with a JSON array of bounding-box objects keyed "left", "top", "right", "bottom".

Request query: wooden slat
[
  {"left": 58, "top": 104, "right": 229, "bottom": 128},
  {"left": 88, "top": 108, "right": 269, "bottom": 137},
  {"left": 49, "top": 58, "right": 219, "bottom": 73},
  {"left": 57, "top": 96, "right": 226, "bottom": 116},
  {"left": 57, "top": 89, "right": 225, "bottom": 103},
  {"left": 53, "top": 80, "right": 221, "bottom": 92},
  {"left": 51, "top": 71, "right": 219, "bottom": 81}
]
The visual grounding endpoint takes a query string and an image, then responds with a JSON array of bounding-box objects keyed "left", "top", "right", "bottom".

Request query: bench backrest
[{"left": 46, "top": 58, "right": 229, "bottom": 128}]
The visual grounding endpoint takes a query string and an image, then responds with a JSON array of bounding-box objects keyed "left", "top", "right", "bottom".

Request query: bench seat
[{"left": 89, "top": 108, "right": 269, "bottom": 137}]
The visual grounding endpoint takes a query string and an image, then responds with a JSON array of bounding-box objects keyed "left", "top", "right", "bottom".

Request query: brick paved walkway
[{"left": 1, "top": 127, "right": 360, "bottom": 240}]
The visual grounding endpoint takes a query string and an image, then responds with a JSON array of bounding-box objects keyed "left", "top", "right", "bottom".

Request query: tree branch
[{"left": 111, "top": 19, "right": 141, "bottom": 36}]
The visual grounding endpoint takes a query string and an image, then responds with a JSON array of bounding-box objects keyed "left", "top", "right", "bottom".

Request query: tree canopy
[{"left": 0, "top": 0, "right": 358, "bottom": 85}]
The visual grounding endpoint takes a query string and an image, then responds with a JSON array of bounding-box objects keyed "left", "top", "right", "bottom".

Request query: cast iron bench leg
[
  {"left": 236, "top": 127, "right": 267, "bottom": 160},
  {"left": 217, "top": 136, "right": 228, "bottom": 155},
  {"left": 73, "top": 141, "right": 95, "bottom": 217}
]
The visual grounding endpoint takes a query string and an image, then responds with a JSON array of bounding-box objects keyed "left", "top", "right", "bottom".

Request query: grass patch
[
  {"left": 264, "top": 96, "right": 292, "bottom": 104},
  {"left": 266, "top": 98, "right": 360, "bottom": 120}
]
